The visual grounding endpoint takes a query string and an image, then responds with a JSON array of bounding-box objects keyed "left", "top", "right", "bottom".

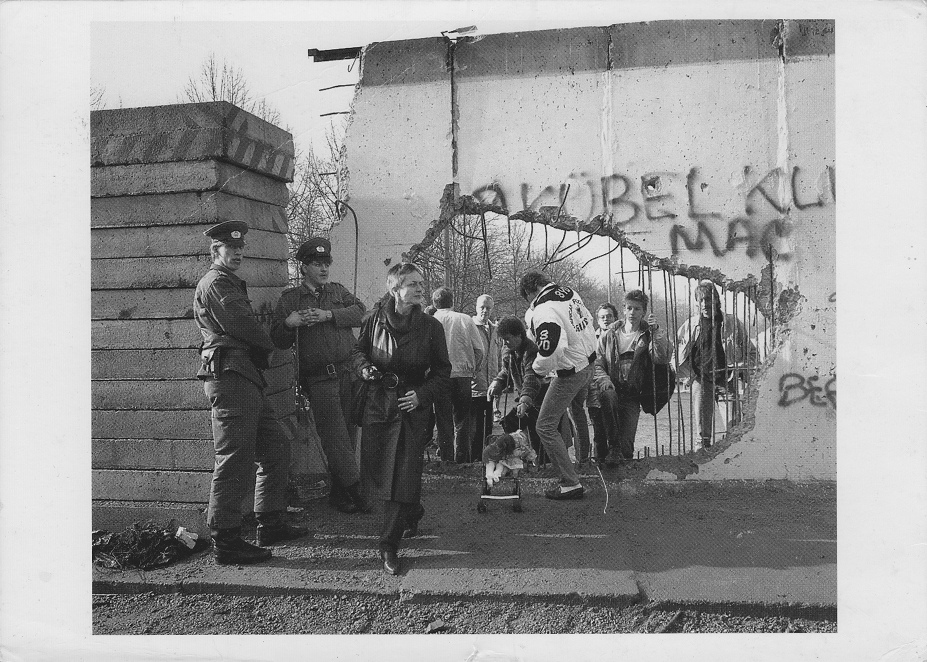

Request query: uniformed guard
[
  {"left": 271, "top": 237, "right": 369, "bottom": 514},
  {"left": 194, "top": 220, "right": 308, "bottom": 565}
]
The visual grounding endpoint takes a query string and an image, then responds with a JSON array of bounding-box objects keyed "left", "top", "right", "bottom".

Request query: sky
[
  {"left": 90, "top": 16, "right": 683, "bottom": 299},
  {"left": 91, "top": 19, "right": 602, "bottom": 156}
]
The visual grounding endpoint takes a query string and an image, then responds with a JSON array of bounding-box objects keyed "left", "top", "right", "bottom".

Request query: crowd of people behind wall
[{"left": 193, "top": 221, "right": 757, "bottom": 574}]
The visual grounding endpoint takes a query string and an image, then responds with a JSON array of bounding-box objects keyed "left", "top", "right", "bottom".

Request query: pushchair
[{"left": 476, "top": 430, "right": 537, "bottom": 513}]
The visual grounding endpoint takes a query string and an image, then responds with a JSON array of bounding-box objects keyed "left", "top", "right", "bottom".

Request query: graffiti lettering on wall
[
  {"left": 472, "top": 165, "right": 835, "bottom": 262},
  {"left": 778, "top": 373, "right": 836, "bottom": 409}
]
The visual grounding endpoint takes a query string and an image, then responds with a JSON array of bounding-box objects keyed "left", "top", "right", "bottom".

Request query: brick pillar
[{"left": 90, "top": 101, "right": 322, "bottom": 535}]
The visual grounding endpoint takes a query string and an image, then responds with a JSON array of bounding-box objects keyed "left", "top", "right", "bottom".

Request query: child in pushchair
[{"left": 477, "top": 431, "right": 538, "bottom": 513}]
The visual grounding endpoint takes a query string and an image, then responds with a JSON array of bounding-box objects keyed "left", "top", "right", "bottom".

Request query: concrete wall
[
  {"left": 91, "top": 102, "right": 325, "bottom": 535},
  {"left": 331, "top": 20, "right": 836, "bottom": 480}
]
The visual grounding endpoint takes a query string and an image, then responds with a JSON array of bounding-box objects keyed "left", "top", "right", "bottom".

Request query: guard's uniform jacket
[
  {"left": 269, "top": 281, "right": 366, "bottom": 383},
  {"left": 269, "top": 280, "right": 367, "bottom": 491},
  {"left": 528, "top": 283, "right": 598, "bottom": 377},
  {"left": 194, "top": 264, "right": 275, "bottom": 385}
]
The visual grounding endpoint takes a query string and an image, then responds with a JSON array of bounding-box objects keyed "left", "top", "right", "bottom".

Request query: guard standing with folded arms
[
  {"left": 194, "top": 220, "right": 308, "bottom": 565},
  {"left": 270, "top": 237, "right": 369, "bottom": 514}
]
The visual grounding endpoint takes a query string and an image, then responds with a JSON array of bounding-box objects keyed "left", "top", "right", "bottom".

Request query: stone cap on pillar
[{"left": 91, "top": 101, "right": 295, "bottom": 183}]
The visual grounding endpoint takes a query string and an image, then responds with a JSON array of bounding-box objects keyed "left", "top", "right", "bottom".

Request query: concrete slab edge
[
  {"left": 91, "top": 575, "right": 639, "bottom": 605},
  {"left": 92, "top": 575, "right": 835, "bottom": 620},
  {"left": 92, "top": 577, "right": 398, "bottom": 599}
]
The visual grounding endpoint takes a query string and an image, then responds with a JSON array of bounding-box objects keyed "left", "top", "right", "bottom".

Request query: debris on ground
[
  {"left": 655, "top": 610, "right": 684, "bottom": 633},
  {"left": 290, "top": 476, "right": 328, "bottom": 502},
  {"left": 92, "top": 522, "right": 209, "bottom": 571},
  {"left": 425, "top": 618, "right": 448, "bottom": 633}
]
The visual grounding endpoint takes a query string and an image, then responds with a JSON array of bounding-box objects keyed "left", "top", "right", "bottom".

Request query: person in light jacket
[
  {"left": 674, "top": 280, "right": 758, "bottom": 448},
  {"left": 470, "top": 294, "right": 501, "bottom": 456},
  {"left": 519, "top": 271, "right": 597, "bottom": 501},
  {"left": 431, "top": 287, "right": 484, "bottom": 463},
  {"left": 588, "top": 302, "right": 618, "bottom": 463}
]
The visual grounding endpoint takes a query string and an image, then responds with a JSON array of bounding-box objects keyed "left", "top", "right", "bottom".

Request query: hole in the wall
[
  {"left": 642, "top": 175, "right": 663, "bottom": 198},
  {"left": 404, "top": 196, "right": 777, "bottom": 463}
]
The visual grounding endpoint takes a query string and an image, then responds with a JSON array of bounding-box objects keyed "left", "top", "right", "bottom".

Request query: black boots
[
  {"left": 344, "top": 483, "right": 371, "bottom": 513},
  {"left": 211, "top": 527, "right": 272, "bottom": 565},
  {"left": 328, "top": 482, "right": 358, "bottom": 513},
  {"left": 380, "top": 547, "right": 401, "bottom": 575},
  {"left": 255, "top": 512, "right": 310, "bottom": 547},
  {"left": 329, "top": 481, "right": 370, "bottom": 514},
  {"left": 402, "top": 503, "right": 425, "bottom": 538}
]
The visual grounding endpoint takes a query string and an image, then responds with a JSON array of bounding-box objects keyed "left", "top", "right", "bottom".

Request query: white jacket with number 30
[{"left": 527, "top": 283, "right": 598, "bottom": 377}]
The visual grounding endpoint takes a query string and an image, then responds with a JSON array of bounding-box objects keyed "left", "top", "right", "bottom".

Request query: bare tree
[
  {"left": 286, "top": 123, "right": 345, "bottom": 262},
  {"left": 181, "top": 54, "right": 347, "bottom": 284},
  {"left": 416, "top": 215, "right": 609, "bottom": 319},
  {"left": 182, "top": 53, "right": 281, "bottom": 124}
]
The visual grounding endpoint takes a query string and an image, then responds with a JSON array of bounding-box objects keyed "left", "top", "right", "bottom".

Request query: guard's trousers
[
  {"left": 305, "top": 365, "right": 360, "bottom": 488},
  {"left": 203, "top": 371, "right": 290, "bottom": 530}
]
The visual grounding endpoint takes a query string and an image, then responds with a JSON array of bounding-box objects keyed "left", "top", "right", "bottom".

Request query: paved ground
[{"left": 93, "top": 465, "right": 836, "bottom": 627}]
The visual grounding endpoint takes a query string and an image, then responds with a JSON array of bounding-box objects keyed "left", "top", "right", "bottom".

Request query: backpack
[{"left": 628, "top": 328, "right": 676, "bottom": 415}]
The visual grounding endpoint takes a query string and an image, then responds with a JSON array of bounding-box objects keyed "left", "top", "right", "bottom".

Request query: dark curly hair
[
  {"left": 496, "top": 316, "right": 527, "bottom": 340},
  {"left": 624, "top": 289, "right": 649, "bottom": 312}
]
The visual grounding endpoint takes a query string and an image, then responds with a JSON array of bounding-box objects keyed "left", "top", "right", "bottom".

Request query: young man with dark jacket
[
  {"left": 487, "top": 316, "right": 545, "bottom": 453},
  {"left": 594, "top": 289, "right": 672, "bottom": 463}
]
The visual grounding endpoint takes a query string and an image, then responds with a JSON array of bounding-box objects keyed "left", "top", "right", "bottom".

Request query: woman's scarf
[{"left": 370, "top": 296, "right": 417, "bottom": 365}]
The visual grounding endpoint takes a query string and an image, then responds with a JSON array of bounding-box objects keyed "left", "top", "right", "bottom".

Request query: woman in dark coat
[{"left": 352, "top": 262, "right": 451, "bottom": 575}]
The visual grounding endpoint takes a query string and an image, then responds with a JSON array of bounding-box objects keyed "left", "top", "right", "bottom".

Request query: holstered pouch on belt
[
  {"left": 249, "top": 348, "right": 271, "bottom": 371},
  {"left": 200, "top": 346, "right": 223, "bottom": 378}
]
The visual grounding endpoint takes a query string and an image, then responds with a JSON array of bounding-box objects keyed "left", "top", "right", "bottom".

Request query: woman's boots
[
  {"left": 330, "top": 481, "right": 371, "bottom": 514},
  {"left": 403, "top": 503, "right": 425, "bottom": 538}
]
